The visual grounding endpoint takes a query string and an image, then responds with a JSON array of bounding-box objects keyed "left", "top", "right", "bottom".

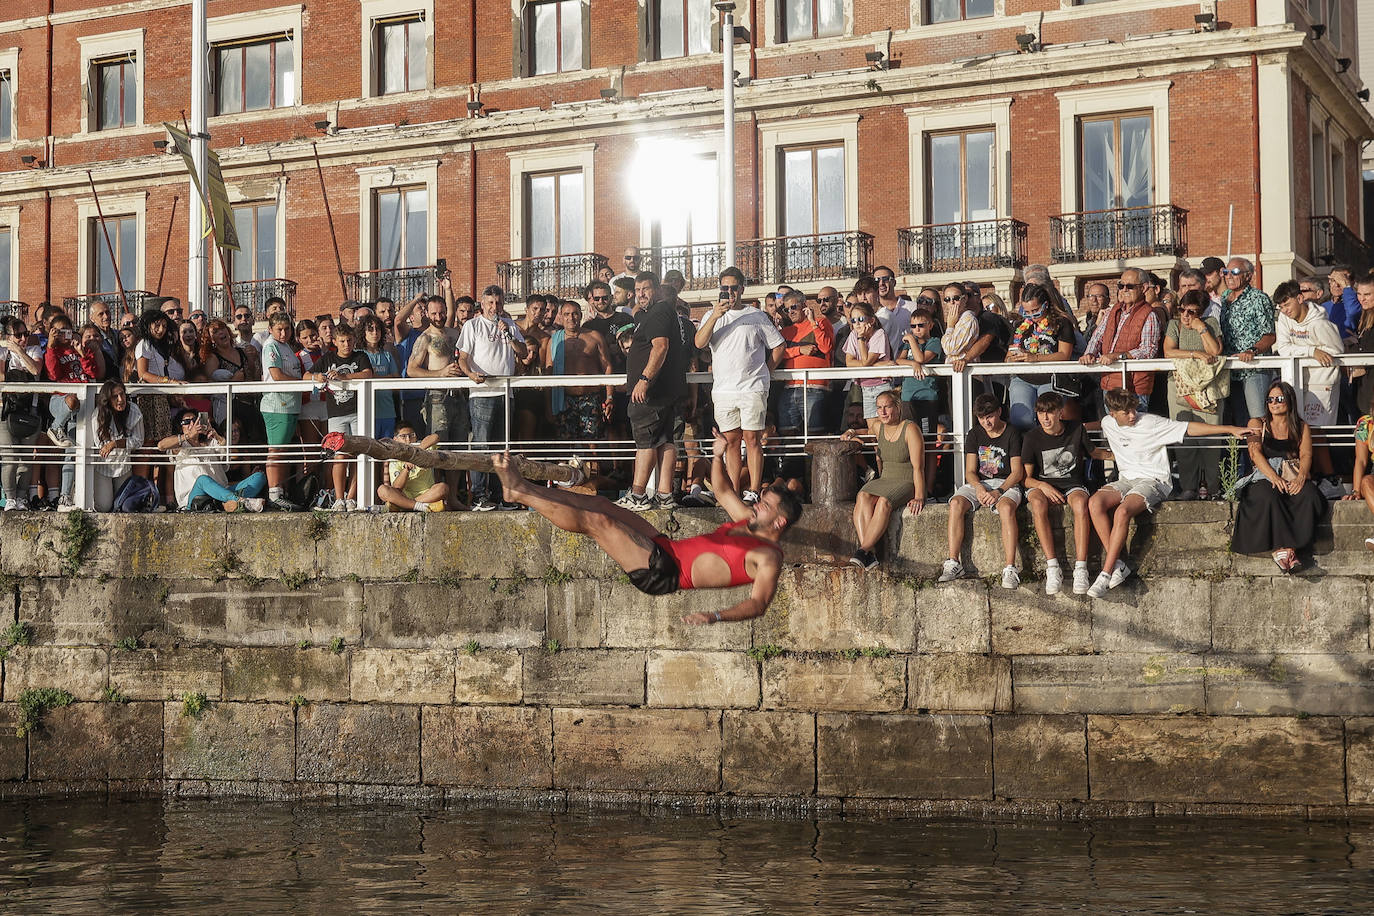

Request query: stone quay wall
[{"left": 1, "top": 503, "right": 1373, "bottom": 819}]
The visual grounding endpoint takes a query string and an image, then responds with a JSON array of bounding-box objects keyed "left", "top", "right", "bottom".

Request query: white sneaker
[
  {"left": 741, "top": 489, "right": 760, "bottom": 505},
  {"left": 1044, "top": 563, "right": 1063, "bottom": 595},
  {"left": 344, "top": 498, "right": 358, "bottom": 512},
  {"left": 937, "top": 558, "right": 964, "bottom": 583},
  {"left": 330, "top": 497, "right": 348, "bottom": 512},
  {"left": 56, "top": 495, "right": 77, "bottom": 512},
  {"left": 2, "top": 497, "right": 28, "bottom": 511},
  {"left": 1107, "top": 560, "right": 1131, "bottom": 589},
  {"left": 47, "top": 427, "right": 74, "bottom": 448},
  {"left": 242, "top": 497, "right": 266, "bottom": 513},
  {"left": 1366, "top": 536, "right": 1374, "bottom": 552},
  {"left": 1087, "top": 572, "right": 1112, "bottom": 599},
  {"left": 1001, "top": 565, "right": 1020, "bottom": 590},
  {"left": 1072, "top": 565, "right": 1092, "bottom": 595}
]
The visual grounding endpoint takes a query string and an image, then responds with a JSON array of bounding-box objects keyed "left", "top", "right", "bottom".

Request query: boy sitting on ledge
[{"left": 377, "top": 422, "right": 449, "bottom": 512}]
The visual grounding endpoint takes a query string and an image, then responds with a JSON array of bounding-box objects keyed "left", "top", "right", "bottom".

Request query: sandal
[{"left": 1271, "top": 548, "right": 1296, "bottom": 573}]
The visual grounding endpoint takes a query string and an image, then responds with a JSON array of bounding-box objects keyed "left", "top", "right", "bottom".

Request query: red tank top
[{"left": 657, "top": 520, "right": 782, "bottom": 591}]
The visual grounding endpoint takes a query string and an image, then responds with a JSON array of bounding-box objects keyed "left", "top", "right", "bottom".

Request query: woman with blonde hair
[{"left": 842, "top": 389, "right": 925, "bottom": 569}]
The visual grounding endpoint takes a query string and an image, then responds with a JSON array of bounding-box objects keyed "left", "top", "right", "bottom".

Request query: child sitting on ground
[
  {"left": 939, "top": 393, "right": 1024, "bottom": 589},
  {"left": 377, "top": 422, "right": 449, "bottom": 512},
  {"left": 1088, "top": 387, "right": 1252, "bottom": 597},
  {"left": 1021, "top": 391, "right": 1107, "bottom": 595}
]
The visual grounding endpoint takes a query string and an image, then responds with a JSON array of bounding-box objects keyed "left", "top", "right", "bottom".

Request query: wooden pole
[
  {"left": 86, "top": 171, "right": 130, "bottom": 315},
  {"left": 311, "top": 142, "right": 350, "bottom": 301},
  {"left": 321, "top": 432, "right": 585, "bottom": 486},
  {"left": 155, "top": 194, "right": 179, "bottom": 295}
]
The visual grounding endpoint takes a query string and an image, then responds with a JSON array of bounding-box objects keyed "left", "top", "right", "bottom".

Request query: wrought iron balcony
[
  {"left": 344, "top": 267, "right": 436, "bottom": 305},
  {"left": 207, "top": 279, "right": 298, "bottom": 319},
  {"left": 897, "top": 219, "right": 1028, "bottom": 275},
  {"left": 1049, "top": 204, "right": 1188, "bottom": 264},
  {"left": 645, "top": 243, "right": 729, "bottom": 291},
  {"left": 0, "top": 300, "right": 29, "bottom": 320},
  {"left": 736, "top": 231, "right": 874, "bottom": 286},
  {"left": 61, "top": 290, "right": 158, "bottom": 325},
  {"left": 1310, "top": 215, "right": 1373, "bottom": 276},
  {"left": 496, "top": 252, "right": 610, "bottom": 302}
]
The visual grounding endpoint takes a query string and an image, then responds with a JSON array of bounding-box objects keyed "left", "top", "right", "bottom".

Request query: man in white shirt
[
  {"left": 872, "top": 266, "right": 912, "bottom": 355},
  {"left": 694, "top": 266, "right": 785, "bottom": 502},
  {"left": 457, "top": 284, "right": 528, "bottom": 510}
]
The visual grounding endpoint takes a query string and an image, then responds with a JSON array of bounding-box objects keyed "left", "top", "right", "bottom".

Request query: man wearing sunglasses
[
  {"left": 871, "top": 267, "right": 911, "bottom": 355},
  {"left": 611, "top": 246, "right": 642, "bottom": 286},
  {"left": 1323, "top": 265, "right": 1359, "bottom": 339},
  {"left": 1218, "top": 256, "right": 1276, "bottom": 424},
  {"left": 778, "top": 289, "right": 835, "bottom": 436},
  {"left": 1078, "top": 267, "right": 1162, "bottom": 410}
]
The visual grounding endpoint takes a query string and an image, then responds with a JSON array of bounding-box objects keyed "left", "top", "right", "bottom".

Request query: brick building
[{"left": 0, "top": 0, "right": 1370, "bottom": 318}]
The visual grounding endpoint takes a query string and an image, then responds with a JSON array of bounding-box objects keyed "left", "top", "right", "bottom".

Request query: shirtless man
[
  {"left": 407, "top": 294, "right": 469, "bottom": 480},
  {"left": 540, "top": 300, "right": 615, "bottom": 444},
  {"left": 492, "top": 434, "right": 801, "bottom": 623}
]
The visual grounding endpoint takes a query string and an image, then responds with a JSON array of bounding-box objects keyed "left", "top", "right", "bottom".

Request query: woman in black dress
[{"left": 1231, "top": 380, "right": 1328, "bottom": 571}]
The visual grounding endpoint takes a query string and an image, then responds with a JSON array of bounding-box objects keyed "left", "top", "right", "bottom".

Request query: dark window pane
[
  {"left": 0, "top": 228, "right": 11, "bottom": 301},
  {"left": 966, "top": 0, "right": 995, "bottom": 17}
]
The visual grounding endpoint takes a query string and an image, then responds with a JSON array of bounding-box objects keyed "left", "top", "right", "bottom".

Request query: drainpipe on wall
[{"left": 43, "top": 0, "right": 54, "bottom": 304}]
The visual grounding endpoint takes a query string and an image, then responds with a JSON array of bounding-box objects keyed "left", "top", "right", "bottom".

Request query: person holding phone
[{"left": 157, "top": 408, "right": 266, "bottom": 512}]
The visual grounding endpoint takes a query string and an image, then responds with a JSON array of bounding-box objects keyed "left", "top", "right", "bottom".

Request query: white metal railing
[{"left": 3, "top": 352, "right": 1371, "bottom": 511}]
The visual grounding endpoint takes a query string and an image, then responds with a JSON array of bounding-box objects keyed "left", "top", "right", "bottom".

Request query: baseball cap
[{"left": 1200, "top": 257, "right": 1225, "bottom": 273}]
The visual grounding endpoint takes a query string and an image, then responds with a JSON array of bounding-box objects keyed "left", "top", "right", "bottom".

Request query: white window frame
[
  {"left": 214, "top": 176, "right": 290, "bottom": 283},
  {"left": 758, "top": 114, "right": 859, "bottom": 239},
  {"left": 1055, "top": 80, "right": 1171, "bottom": 214},
  {"left": 207, "top": 5, "right": 304, "bottom": 117},
  {"left": 0, "top": 48, "right": 18, "bottom": 147},
  {"left": 905, "top": 98, "right": 1012, "bottom": 227},
  {"left": 76, "top": 193, "right": 147, "bottom": 295},
  {"left": 77, "top": 30, "right": 144, "bottom": 136},
  {"left": 507, "top": 144, "right": 596, "bottom": 260},
  {"left": 357, "top": 161, "right": 438, "bottom": 271},
  {"left": 762, "top": 0, "right": 851, "bottom": 45},
  {"left": 913, "top": 0, "right": 1000, "bottom": 26},
  {"left": 0, "top": 207, "right": 19, "bottom": 303},
  {"left": 359, "top": 0, "right": 434, "bottom": 99},
  {"left": 631, "top": 132, "right": 722, "bottom": 248}
]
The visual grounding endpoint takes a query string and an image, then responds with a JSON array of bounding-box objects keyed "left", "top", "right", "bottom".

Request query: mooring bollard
[{"left": 804, "top": 439, "right": 861, "bottom": 507}]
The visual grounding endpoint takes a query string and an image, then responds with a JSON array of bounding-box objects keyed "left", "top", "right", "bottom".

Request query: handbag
[{"left": 2, "top": 366, "right": 41, "bottom": 439}]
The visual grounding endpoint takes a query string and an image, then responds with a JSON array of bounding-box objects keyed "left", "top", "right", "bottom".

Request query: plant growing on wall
[
  {"left": 16, "top": 688, "right": 74, "bottom": 737},
  {"left": 51, "top": 510, "right": 98, "bottom": 576}
]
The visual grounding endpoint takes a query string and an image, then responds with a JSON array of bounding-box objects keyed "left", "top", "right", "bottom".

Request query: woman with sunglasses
[
  {"left": 1162, "top": 289, "right": 1227, "bottom": 499},
  {"left": 842, "top": 301, "right": 895, "bottom": 418},
  {"left": 1005, "top": 283, "right": 1076, "bottom": 431},
  {"left": 1230, "top": 380, "right": 1326, "bottom": 572}
]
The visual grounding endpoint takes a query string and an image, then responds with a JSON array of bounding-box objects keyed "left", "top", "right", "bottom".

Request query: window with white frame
[
  {"left": 376, "top": 15, "right": 426, "bottom": 94},
  {"left": 90, "top": 215, "right": 139, "bottom": 294},
  {"left": 926, "top": 0, "right": 993, "bottom": 23},
  {"left": 781, "top": 144, "right": 845, "bottom": 271},
  {"left": 525, "top": 170, "right": 585, "bottom": 258},
  {"left": 374, "top": 186, "right": 428, "bottom": 271},
  {"left": 654, "top": 0, "right": 712, "bottom": 59},
  {"left": 1078, "top": 112, "right": 1154, "bottom": 255},
  {"left": 782, "top": 0, "right": 843, "bottom": 41},
  {"left": 94, "top": 54, "right": 138, "bottom": 130},
  {"left": 0, "top": 68, "right": 12, "bottom": 142},
  {"left": 927, "top": 129, "right": 996, "bottom": 262},
  {"left": 527, "top": 1, "right": 583, "bottom": 76},
  {"left": 0, "top": 226, "right": 11, "bottom": 301},
  {"left": 213, "top": 34, "right": 294, "bottom": 114},
  {"left": 229, "top": 202, "right": 280, "bottom": 283}
]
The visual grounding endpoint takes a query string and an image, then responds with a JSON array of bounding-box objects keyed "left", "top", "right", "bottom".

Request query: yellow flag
[{"left": 164, "top": 122, "right": 240, "bottom": 251}]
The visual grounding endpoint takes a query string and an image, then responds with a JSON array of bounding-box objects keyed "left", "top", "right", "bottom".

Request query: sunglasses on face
[
  {"left": 910, "top": 322, "right": 929, "bottom": 329},
  {"left": 1117, "top": 282, "right": 1140, "bottom": 291},
  {"left": 166, "top": 308, "right": 183, "bottom": 316},
  {"left": 180, "top": 417, "right": 196, "bottom": 426},
  {"left": 850, "top": 316, "right": 870, "bottom": 324},
  {"left": 1178, "top": 308, "right": 1201, "bottom": 316},
  {"left": 876, "top": 276, "right": 894, "bottom": 284},
  {"left": 916, "top": 297, "right": 935, "bottom": 307},
  {"left": 786, "top": 304, "right": 803, "bottom": 311},
  {"left": 1267, "top": 395, "right": 1287, "bottom": 404},
  {"left": 943, "top": 295, "right": 962, "bottom": 303},
  {"left": 1221, "top": 268, "right": 1246, "bottom": 276},
  {"left": 589, "top": 295, "right": 610, "bottom": 301}
]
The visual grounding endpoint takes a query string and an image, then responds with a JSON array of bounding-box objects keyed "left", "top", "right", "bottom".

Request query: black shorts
[
  {"left": 627, "top": 401, "right": 676, "bottom": 449},
  {"left": 627, "top": 537, "right": 681, "bottom": 595}
]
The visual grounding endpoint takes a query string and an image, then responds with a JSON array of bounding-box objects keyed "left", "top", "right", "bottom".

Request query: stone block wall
[{"left": 1, "top": 504, "right": 1372, "bottom": 817}]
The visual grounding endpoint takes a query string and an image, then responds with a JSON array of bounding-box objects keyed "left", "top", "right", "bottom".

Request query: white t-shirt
[
  {"left": 699, "top": 307, "right": 785, "bottom": 394},
  {"left": 134, "top": 339, "right": 186, "bottom": 380},
  {"left": 456, "top": 314, "right": 526, "bottom": 399},
  {"left": 1101, "top": 413, "right": 1188, "bottom": 484},
  {"left": 173, "top": 443, "right": 229, "bottom": 510},
  {"left": 876, "top": 302, "right": 913, "bottom": 355}
]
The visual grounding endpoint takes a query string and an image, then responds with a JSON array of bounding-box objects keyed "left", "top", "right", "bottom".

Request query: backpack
[{"left": 112, "top": 475, "right": 161, "bottom": 513}]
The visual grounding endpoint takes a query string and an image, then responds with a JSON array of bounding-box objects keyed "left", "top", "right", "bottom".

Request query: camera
[{"left": 434, "top": 258, "right": 448, "bottom": 281}]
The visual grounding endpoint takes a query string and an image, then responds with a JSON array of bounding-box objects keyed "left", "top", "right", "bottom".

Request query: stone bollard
[{"left": 805, "top": 438, "right": 861, "bottom": 506}]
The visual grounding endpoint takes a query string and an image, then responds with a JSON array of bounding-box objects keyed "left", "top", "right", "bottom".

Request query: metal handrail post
[
  {"left": 355, "top": 378, "right": 375, "bottom": 509},
  {"left": 74, "top": 383, "right": 96, "bottom": 511}
]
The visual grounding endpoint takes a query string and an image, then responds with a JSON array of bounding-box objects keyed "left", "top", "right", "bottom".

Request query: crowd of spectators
[{"left": 4, "top": 251, "right": 1374, "bottom": 584}]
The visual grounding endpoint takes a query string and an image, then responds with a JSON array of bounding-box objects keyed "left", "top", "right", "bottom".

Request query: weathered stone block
[
  {"left": 762, "top": 656, "right": 905, "bottom": 711},
  {"left": 723, "top": 709, "right": 814, "bottom": 796},
  {"left": 297, "top": 703, "right": 420, "bottom": 785},
  {"left": 350, "top": 649, "right": 453, "bottom": 704},
  {"left": 602, "top": 582, "right": 752, "bottom": 651},
  {"left": 546, "top": 578, "right": 603, "bottom": 648},
  {"left": 1129, "top": 501, "right": 1233, "bottom": 576},
  {"left": 990, "top": 589, "right": 1092, "bottom": 656},
  {"left": 2, "top": 646, "right": 107, "bottom": 700},
  {"left": 29, "top": 702, "right": 161, "bottom": 780},
  {"left": 20, "top": 578, "right": 166, "bottom": 644},
  {"left": 916, "top": 581, "right": 990, "bottom": 654},
  {"left": 753, "top": 567, "right": 916, "bottom": 653},
  {"left": 992, "top": 714, "right": 1088, "bottom": 800},
  {"left": 422, "top": 706, "right": 551, "bottom": 788},
  {"left": 647, "top": 650, "right": 759, "bottom": 708},
  {"left": 222, "top": 648, "right": 348, "bottom": 701},
  {"left": 552, "top": 708, "right": 721, "bottom": 792},
  {"left": 817, "top": 713, "right": 992, "bottom": 798},
  {"left": 96, "top": 515, "right": 228, "bottom": 580},
  {"left": 0, "top": 705, "right": 24, "bottom": 779},
  {"left": 1012, "top": 654, "right": 1205, "bottom": 714},
  {"left": 454, "top": 649, "right": 522, "bottom": 704},
  {"left": 362, "top": 581, "right": 546, "bottom": 649},
  {"left": 0, "top": 515, "right": 78, "bottom": 577},
  {"left": 109, "top": 647, "right": 222, "bottom": 700},
  {"left": 1087, "top": 715, "right": 1345, "bottom": 805},
  {"left": 314, "top": 512, "right": 425, "bottom": 580},
  {"left": 909, "top": 654, "right": 1011, "bottom": 713},
  {"left": 548, "top": 526, "right": 618, "bottom": 580},
  {"left": 164, "top": 701, "right": 295, "bottom": 781},
  {"left": 523, "top": 649, "right": 644, "bottom": 706},
  {"left": 1211, "top": 577, "right": 1367, "bottom": 653},
  {"left": 1349, "top": 718, "right": 1374, "bottom": 805},
  {"left": 1204, "top": 653, "right": 1374, "bottom": 716},
  {"left": 165, "top": 580, "right": 364, "bottom": 646},
  {"left": 1090, "top": 578, "right": 1211, "bottom": 653},
  {"left": 224, "top": 515, "right": 317, "bottom": 578},
  {"left": 421, "top": 513, "right": 549, "bottom": 581},
  {"left": 892, "top": 505, "right": 1014, "bottom": 579}
]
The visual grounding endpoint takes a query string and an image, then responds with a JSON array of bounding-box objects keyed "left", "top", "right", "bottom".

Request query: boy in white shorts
[
  {"left": 1088, "top": 387, "right": 1253, "bottom": 598},
  {"left": 939, "top": 393, "right": 1024, "bottom": 589}
]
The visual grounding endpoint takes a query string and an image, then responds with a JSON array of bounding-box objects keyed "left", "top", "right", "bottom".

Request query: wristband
[
  {"left": 711, "top": 611, "right": 723, "bottom": 623},
  {"left": 638, "top": 374, "right": 651, "bottom": 383}
]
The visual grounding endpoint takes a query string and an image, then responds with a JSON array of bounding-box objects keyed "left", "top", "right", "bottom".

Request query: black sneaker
[
  {"left": 652, "top": 492, "right": 680, "bottom": 510},
  {"left": 269, "top": 495, "right": 301, "bottom": 512},
  {"left": 863, "top": 550, "right": 881, "bottom": 571},
  {"left": 497, "top": 501, "right": 521, "bottom": 511},
  {"left": 471, "top": 498, "right": 497, "bottom": 512},
  {"left": 848, "top": 550, "right": 866, "bottom": 568}
]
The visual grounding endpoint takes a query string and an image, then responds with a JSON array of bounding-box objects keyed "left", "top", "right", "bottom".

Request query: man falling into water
[{"left": 491, "top": 434, "right": 801, "bottom": 624}]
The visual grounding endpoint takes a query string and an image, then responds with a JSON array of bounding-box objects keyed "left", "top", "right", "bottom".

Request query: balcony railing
[
  {"left": 897, "top": 219, "right": 1028, "bottom": 275},
  {"left": 1049, "top": 204, "right": 1188, "bottom": 264},
  {"left": 207, "top": 279, "right": 298, "bottom": 320},
  {"left": 496, "top": 252, "right": 610, "bottom": 302},
  {"left": 736, "top": 231, "right": 874, "bottom": 286},
  {"left": 646, "top": 243, "right": 729, "bottom": 291},
  {"left": 1310, "top": 215, "right": 1374, "bottom": 276},
  {"left": 61, "top": 291, "right": 159, "bottom": 325},
  {"left": 0, "top": 301, "right": 29, "bottom": 320},
  {"left": 344, "top": 267, "right": 436, "bottom": 305}
]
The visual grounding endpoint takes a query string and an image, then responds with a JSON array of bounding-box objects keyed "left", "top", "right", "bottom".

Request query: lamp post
[
  {"left": 715, "top": 2, "right": 737, "bottom": 270},
  {"left": 187, "top": 0, "right": 209, "bottom": 314}
]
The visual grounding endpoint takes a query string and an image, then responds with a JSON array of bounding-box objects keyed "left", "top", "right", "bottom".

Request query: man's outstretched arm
[
  {"left": 683, "top": 552, "right": 781, "bottom": 626},
  {"left": 711, "top": 433, "right": 751, "bottom": 522}
]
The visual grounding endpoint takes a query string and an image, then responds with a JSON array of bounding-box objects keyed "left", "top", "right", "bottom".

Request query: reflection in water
[{"left": 0, "top": 799, "right": 1372, "bottom": 913}]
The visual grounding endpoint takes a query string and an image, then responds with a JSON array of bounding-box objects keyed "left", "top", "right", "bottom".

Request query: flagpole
[
  {"left": 155, "top": 194, "right": 179, "bottom": 295},
  {"left": 86, "top": 170, "right": 130, "bottom": 315},
  {"left": 187, "top": 0, "right": 210, "bottom": 314}
]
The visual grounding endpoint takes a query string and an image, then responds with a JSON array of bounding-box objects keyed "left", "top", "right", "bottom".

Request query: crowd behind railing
[{"left": 5, "top": 249, "right": 1374, "bottom": 591}]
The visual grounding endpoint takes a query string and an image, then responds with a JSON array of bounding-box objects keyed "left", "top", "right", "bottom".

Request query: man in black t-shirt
[
  {"left": 307, "top": 322, "right": 374, "bottom": 509},
  {"left": 939, "top": 393, "right": 1024, "bottom": 589},
  {"left": 616, "top": 274, "right": 687, "bottom": 511},
  {"left": 1021, "top": 390, "right": 1098, "bottom": 596}
]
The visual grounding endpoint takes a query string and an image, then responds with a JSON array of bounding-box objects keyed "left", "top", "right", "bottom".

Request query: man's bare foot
[{"left": 491, "top": 452, "right": 530, "bottom": 500}]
